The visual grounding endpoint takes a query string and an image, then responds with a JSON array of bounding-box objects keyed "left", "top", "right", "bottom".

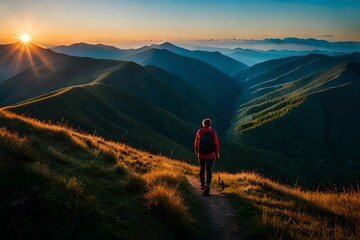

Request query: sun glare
[{"left": 20, "top": 34, "right": 31, "bottom": 43}]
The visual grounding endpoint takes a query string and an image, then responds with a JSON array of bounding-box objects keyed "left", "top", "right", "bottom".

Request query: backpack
[{"left": 198, "top": 130, "right": 214, "bottom": 155}]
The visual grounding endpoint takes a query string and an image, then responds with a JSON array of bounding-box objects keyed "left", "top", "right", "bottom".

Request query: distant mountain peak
[
  {"left": 154, "top": 42, "right": 182, "bottom": 50},
  {"left": 159, "top": 42, "right": 176, "bottom": 47}
]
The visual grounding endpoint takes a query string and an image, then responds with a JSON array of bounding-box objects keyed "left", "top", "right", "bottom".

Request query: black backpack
[{"left": 199, "top": 130, "right": 214, "bottom": 155}]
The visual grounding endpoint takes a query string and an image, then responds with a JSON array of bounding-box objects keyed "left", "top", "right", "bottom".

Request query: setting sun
[{"left": 20, "top": 34, "right": 30, "bottom": 43}]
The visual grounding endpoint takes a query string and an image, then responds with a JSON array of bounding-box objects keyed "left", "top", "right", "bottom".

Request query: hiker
[{"left": 194, "top": 118, "right": 220, "bottom": 196}]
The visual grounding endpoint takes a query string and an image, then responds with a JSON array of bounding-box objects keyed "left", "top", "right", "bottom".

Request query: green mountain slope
[
  {"left": 230, "top": 53, "right": 360, "bottom": 166},
  {"left": 8, "top": 83, "right": 198, "bottom": 160}
]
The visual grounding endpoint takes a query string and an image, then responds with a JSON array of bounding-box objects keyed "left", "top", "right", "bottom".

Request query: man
[{"left": 194, "top": 118, "right": 220, "bottom": 196}]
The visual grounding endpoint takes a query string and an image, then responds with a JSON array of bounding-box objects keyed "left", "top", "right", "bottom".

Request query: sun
[{"left": 20, "top": 34, "right": 31, "bottom": 43}]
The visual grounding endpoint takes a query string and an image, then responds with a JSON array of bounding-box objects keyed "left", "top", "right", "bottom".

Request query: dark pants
[{"left": 199, "top": 159, "right": 214, "bottom": 186}]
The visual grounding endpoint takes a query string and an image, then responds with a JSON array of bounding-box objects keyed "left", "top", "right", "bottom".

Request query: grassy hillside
[
  {"left": 0, "top": 109, "right": 211, "bottom": 239},
  {"left": 1, "top": 109, "right": 359, "bottom": 240},
  {"left": 7, "top": 84, "right": 198, "bottom": 161},
  {"left": 230, "top": 53, "right": 360, "bottom": 166}
]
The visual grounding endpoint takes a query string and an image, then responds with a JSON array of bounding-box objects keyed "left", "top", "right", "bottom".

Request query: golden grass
[
  {"left": 144, "top": 183, "right": 190, "bottom": 225},
  {"left": 219, "top": 171, "right": 360, "bottom": 240},
  {"left": 144, "top": 169, "right": 185, "bottom": 187}
]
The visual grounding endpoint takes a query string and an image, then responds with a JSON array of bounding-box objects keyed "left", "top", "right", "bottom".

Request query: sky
[{"left": 0, "top": 0, "right": 359, "bottom": 48}]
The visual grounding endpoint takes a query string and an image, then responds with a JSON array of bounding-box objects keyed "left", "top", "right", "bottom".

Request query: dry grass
[
  {"left": 125, "top": 171, "right": 147, "bottom": 192},
  {"left": 144, "top": 169, "right": 185, "bottom": 187},
  {"left": 220, "top": 171, "right": 360, "bottom": 240}
]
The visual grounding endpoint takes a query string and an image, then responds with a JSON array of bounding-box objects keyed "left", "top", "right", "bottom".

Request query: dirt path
[{"left": 186, "top": 176, "right": 243, "bottom": 240}]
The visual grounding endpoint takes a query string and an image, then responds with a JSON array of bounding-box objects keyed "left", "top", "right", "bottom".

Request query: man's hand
[{"left": 216, "top": 153, "right": 220, "bottom": 160}]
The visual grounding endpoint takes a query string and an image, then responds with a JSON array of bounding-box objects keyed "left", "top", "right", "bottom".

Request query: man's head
[{"left": 202, "top": 118, "right": 212, "bottom": 128}]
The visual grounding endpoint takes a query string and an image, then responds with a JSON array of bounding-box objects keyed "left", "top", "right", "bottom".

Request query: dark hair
[{"left": 202, "top": 118, "right": 212, "bottom": 128}]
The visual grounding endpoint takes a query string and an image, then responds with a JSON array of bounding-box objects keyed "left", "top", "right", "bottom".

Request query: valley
[{"left": 1, "top": 41, "right": 359, "bottom": 189}]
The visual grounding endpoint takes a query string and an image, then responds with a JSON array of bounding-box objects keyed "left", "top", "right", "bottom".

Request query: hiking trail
[{"left": 186, "top": 176, "right": 243, "bottom": 240}]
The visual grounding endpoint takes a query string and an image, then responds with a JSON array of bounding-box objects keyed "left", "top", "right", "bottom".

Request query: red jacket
[{"left": 194, "top": 127, "right": 219, "bottom": 160}]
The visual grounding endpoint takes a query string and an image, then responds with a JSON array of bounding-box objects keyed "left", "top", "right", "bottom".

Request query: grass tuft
[
  {"left": 144, "top": 183, "right": 190, "bottom": 227},
  {"left": 43, "top": 175, "right": 97, "bottom": 218},
  {"left": 125, "top": 172, "right": 147, "bottom": 192},
  {"left": 97, "top": 145, "right": 118, "bottom": 165},
  {"left": 0, "top": 128, "right": 38, "bottom": 167}
]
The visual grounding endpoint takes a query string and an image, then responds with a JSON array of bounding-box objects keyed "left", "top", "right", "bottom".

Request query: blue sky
[{"left": 0, "top": 0, "right": 359, "bottom": 47}]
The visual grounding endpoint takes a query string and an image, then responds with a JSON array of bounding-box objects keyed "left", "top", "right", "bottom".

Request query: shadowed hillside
[
  {"left": 152, "top": 42, "right": 248, "bottom": 75},
  {"left": 120, "top": 48, "right": 241, "bottom": 103}
]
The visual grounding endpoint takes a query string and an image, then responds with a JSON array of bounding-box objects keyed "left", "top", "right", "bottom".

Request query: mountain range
[
  {"left": 1, "top": 41, "right": 359, "bottom": 188},
  {"left": 185, "top": 37, "right": 360, "bottom": 52},
  {"left": 52, "top": 39, "right": 354, "bottom": 67},
  {"left": 52, "top": 42, "right": 248, "bottom": 75}
]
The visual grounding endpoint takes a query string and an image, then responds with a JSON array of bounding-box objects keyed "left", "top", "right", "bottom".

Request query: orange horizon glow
[{"left": 0, "top": 0, "right": 359, "bottom": 49}]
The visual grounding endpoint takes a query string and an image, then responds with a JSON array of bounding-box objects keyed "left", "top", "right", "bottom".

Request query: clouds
[{"left": 318, "top": 35, "right": 334, "bottom": 38}]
